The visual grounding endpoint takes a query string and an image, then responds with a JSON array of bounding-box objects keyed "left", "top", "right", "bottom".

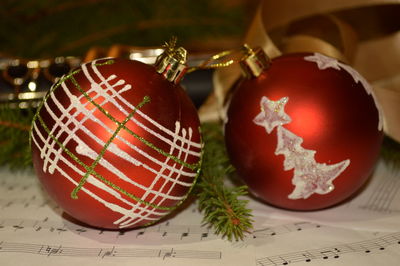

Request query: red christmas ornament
[
  {"left": 30, "top": 43, "right": 202, "bottom": 229},
  {"left": 225, "top": 47, "right": 383, "bottom": 211}
]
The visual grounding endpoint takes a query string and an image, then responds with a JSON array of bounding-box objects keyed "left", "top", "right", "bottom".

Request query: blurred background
[
  {"left": 0, "top": 0, "right": 261, "bottom": 110},
  {"left": 0, "top": 0, "right": 399, "bottom": 170},
  {"left": 0, "top": 0, "right": 259, "bottom": 59}
]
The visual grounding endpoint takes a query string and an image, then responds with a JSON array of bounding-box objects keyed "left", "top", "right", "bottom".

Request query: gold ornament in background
[
  {"left": 0, "top": 45, "right": 168, "bottom": 108},
  {"left": 0, "top": 57, "right": 81, "bottom": 108},
  {"left": 84, "top": 45, "right": 164, "bottom": 64},
  {"left": 0, "top": 44, "right": 212, "bottom": 108}
]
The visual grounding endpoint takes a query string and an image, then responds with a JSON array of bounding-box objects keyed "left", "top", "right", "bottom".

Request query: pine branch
[
  {"left": 196, "top": 122, "right": 253, "bottom": 241},
  {"left": 0, "top": 104, "right": 34, "bottom": 169}
]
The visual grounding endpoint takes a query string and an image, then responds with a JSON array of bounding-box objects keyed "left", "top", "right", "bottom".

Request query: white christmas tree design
[{"left": 253, "top": 96, "right": 350, "bottom": 200}]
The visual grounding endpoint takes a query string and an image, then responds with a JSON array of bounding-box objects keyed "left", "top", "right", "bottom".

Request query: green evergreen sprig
[
  {"left": 0, "top": 105, "right": 34, "bottom": 169},
  {"left": 381, "top": 136, "right": 400, "bottom": 168},
  {"left": 196, "top": 122, "right": 253, "bottom": 241}
]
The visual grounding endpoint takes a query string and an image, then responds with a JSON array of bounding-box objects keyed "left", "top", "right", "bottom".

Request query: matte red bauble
[
  {"left": 225, "top": 49, "right": 383, "bottom": 211},
  {"left": 31, "top": 48, "right": 202, "bottom": 229}
]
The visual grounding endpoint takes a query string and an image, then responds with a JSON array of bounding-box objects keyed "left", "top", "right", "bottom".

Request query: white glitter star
[
  {"left": 253, "top": 96, "right": 291, "bottom": 134},
  {"left": 304, "top": 53, "right": 341, "bottom": 70}
]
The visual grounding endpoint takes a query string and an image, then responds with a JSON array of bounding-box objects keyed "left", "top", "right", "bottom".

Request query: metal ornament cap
[
  {"left": 155, "top": 44, "right": 188, "bottom": 84},
  {"left": 240, "top": 45, "right": 270, "bottom": 79}
]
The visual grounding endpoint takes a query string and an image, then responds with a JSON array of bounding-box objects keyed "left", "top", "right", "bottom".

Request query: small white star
[
  {"left": 304, "top": 53, "right": 341, "bottom": 70},
  {"left": 253, "top": 96, "right": 291, "bottom": 134}
]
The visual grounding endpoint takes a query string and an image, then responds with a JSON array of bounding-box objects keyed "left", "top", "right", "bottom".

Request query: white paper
[{"left": 0, "top": 159, "right": 400, "bottom": 265}]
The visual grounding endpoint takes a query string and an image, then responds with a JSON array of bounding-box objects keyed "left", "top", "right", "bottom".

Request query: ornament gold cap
[
  {"left": 155, "top": 37, "right": 188, "bottom": 84},
  {"left": 239, "top": 44, "right": 270, "bottom": 78}
]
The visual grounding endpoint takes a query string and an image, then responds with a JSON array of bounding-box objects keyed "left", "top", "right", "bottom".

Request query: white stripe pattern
[
  {"left": 31, "top": 58, "right": 201, "bottom": 228},
  {"left": 32, "top": 122, "right": 168, "bottom": 221}
]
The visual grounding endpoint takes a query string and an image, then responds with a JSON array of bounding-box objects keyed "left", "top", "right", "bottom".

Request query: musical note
[
  {"left": 267, "top": 256, "right": 290, "bottom": 266},
  {"left": 1, "top": 159, "right": 400, "bottom": 265},
  {"left": 252, "top": 222, "right": 322, "bottom": 239},
  {"left": 136, "top": 230, "right": 145, "bottom": 238},
  {"left": 34, "top": 226, "right": 42, "bottom": 232},
  {"left": 0, "top": 196, "right": 48, "bottom": 209},
  {"left": 0, "top": 217, "right": 216, "bottom": 242},
  {"left": 201, "top": 232, "right": 209, "bottom": 240},
  {"left": 161, "top": 248, "right": 175, "bottom": 259},
  {"left": 301, "top": 251, "right": 314, "bottom": 262},
  {"left": 75, "top": 228, "right": 87, "bottom": 234},
  {"left": 56, "top": 227, "right": 67, "bottom": 234},
  {"left": 0, "top": 241, "right": 222, "bottom": 260},
  {"left": 319, "top": 250, "right": 340, "bottom": 259},
  {"left": 0, "top": 215, "right": 326, "bottom": 244},
  {"left": 100, "top": 247, "right": 115, "bottom": 258},
  {"left": 256, "top": 232, "right": 400, "bottom": 265},
  {"left": 12, "top": 225, "right": 24, "bottom": 231},
  {"left": 252, "top": 227, "right": 277, "bottom": 238},
  {"left": 4, "top": 201, "right": 13, "bottom": 208},
  {"left": 43, "top": 245, "right": 63, "bottom": 256},
  {"left": 180, "top": 232, "right": 189, "bottom": 239}
]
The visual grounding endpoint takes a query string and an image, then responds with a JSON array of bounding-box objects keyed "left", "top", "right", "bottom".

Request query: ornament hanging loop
[
  {"left": 187, "top": 46, "right": 251, "bottom": 73},
  {"left": 187, "top": 44, "right": 270, "bottom": 77}
]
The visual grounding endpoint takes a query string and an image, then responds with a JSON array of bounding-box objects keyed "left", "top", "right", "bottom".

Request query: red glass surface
[
  {"left": 225, "top": 53, "right": 383, "bottom": 211},
  {"left": 31, "top": 58, "right": 201, "bottom": 229}
]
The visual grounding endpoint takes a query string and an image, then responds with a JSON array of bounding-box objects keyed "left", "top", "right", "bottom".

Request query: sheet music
[
  {"left": 249, "top": 160, "right": 400, "bottom": 232},
  {"left": 1, "top": 160, "right": 400, "bottom": 265}
]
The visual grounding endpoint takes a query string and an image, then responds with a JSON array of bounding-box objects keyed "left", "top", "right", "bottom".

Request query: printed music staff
[{"left": 256, "top": 232, "right": 400, "bottom": 265}]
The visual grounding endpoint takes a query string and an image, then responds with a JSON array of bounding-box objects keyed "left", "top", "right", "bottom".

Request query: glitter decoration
[
  {"left": 276, "top": 127, "right": 350, "bottom": 199},
  {"left": 225, "top": 51, "right": 383, "bottom": 210},
  {"left": 254, "top": 96, "right": 350, "bottom": 200},
  {"left": 275, "top": 126, "right": 316, "bottom": 171},
  {"left": 304, "top": 53, "right": 383, "bottom": 131},
  {"left": 31, "top": 58, "right": 202, "bottom": 229},
  {"left": 253, "top": 96, "right": 291, "bottom": 134}
]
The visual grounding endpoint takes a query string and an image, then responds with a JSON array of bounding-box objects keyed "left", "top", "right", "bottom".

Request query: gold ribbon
[{"left": 200, "top": 0, "right": 400, "bottom": 142}]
